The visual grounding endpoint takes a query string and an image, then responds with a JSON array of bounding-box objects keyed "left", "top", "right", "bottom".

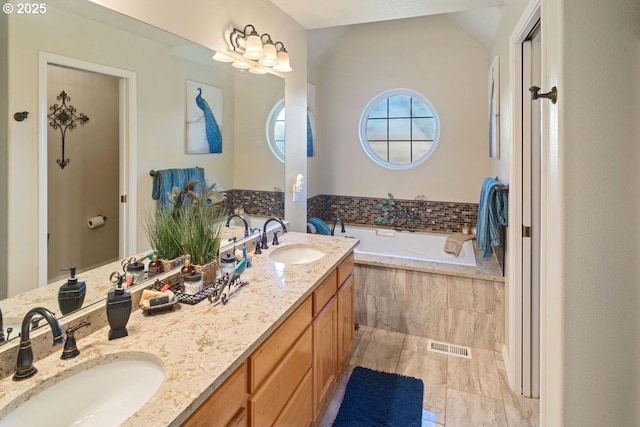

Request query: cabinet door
[
  {"left": 273, "top": 368, "right": 313, "bottom": 427},
  {"left": 182, "top": 362, "right": 248, "bottom": 427},
  {"left": 249, "top": 327, "right": 312, "bottom": 427},
  {"left": 337, "top": 274, "right": 355, "bottom": 365},
  {"left": 313, "top": 296, "right": 337, "bottom": 418}
]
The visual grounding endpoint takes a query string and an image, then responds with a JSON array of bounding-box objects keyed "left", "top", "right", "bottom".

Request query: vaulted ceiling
[{"left": 270, "top": 0, "right": 504, "bottom": 64}]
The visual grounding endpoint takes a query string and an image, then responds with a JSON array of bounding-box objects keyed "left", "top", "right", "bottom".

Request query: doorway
[
  {"left": 521, "top": 22, "right": 542, "bottom": 399},
  {"left": 38, "top": 53, "right": 138, "bottom": 287},
  {"left": 506, "top": 0, "right": 542, "bottom": 400},
  {"left": 46, "top": 65, "right": 120, "bottom": 281}
]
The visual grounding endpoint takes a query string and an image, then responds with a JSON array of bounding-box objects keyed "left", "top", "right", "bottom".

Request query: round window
[{"left": 359, "top": 89, "right": 440, "bottom": 170}]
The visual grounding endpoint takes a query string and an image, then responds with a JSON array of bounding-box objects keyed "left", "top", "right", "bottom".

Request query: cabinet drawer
[
  {"left": 337, "top": 252, "right": 354, "bottom": 285},
  {"left": 249, "top": 326, "right": 312, "bottom": 427},
  {"left": 274, "top": 368, "right": 313, "bottom": 427},
  {"left": 182, "top": 362, "right": 247, "bottom": 427},
  {"left": 249, "top": 297, "right": 312, "bottom": 393},
  {"left": 313, "top": 269, "right": 337, "bottom": 316}
]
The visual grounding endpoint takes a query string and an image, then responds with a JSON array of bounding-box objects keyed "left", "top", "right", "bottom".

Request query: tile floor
[{"left": 315, "top": 326, "right": 539, "bottom": 427}]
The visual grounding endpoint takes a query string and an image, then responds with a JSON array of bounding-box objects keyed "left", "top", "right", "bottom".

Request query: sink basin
[
  {"left": 0, "top": 357, "right": 165, "bottom": 427},
  {"left": 268, "top": 244, "right": 326, "bottom": 264}
]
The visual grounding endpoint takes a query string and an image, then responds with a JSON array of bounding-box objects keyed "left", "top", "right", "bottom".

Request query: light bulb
[{"left": 259, "top": 42, "right": 278, "bottom": 67}]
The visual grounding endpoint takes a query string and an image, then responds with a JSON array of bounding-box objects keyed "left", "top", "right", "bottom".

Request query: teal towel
[
  {"left": 152, "top": 167, "right": 205, "bottom": 208},
  {"left": 308, "top": 217, "right": 331, "bottom": 235},
  {"left": 476, "top": 177, "right": 508, "bottom": 258}
]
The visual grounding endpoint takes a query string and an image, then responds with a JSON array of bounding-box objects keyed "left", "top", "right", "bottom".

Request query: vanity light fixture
[{"left": 213, "top": 24, "right": 292, "bottom": 73}]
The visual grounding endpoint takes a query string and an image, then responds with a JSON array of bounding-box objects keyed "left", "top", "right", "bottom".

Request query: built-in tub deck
[{"left": 339, "top": 226, "right": 503, "bottom": 282}]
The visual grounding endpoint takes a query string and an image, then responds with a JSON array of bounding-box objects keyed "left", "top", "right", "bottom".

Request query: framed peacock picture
[{"left": 186, "top": 80, "right": 223, "bottom": 154}]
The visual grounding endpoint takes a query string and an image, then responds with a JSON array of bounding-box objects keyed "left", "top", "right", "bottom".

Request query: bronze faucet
[{"left": 13, "top": 307, "right": 64, "bottom": 381}]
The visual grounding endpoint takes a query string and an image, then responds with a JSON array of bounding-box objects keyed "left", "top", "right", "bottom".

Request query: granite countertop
[{"left": 0, "top": 232, "right": 358, "bottom": 426}]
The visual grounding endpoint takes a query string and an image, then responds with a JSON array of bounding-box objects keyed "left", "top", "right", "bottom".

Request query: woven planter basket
[{"left": 193, "top": 258, "right": 218, "bottom": 287}]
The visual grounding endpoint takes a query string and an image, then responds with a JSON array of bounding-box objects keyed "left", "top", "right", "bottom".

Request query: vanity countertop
[{"left": 0, "top": 232, "right": 358, "bottom": 426}]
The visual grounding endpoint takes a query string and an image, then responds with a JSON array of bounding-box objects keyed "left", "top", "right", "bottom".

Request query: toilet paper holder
[{"left": 87, "top": 215, "right": 107, "bottom": 229}]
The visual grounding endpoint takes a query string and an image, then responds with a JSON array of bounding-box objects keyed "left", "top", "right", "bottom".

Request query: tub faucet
[
  {"left": 14, "top": 307, "right": 64, "bottom": 381},
  {"left": 331, "top": 218, "right": 346, "bottom": 236},
  {"left": 226, "top": 214, "right": 249, "bottom": 238},
  {"left": 261, "top": 217, "right": 287, "bottom": 249}
]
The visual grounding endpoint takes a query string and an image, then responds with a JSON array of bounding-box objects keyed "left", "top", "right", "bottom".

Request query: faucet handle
[
  {"left": 272, "top": 231, "right": 280, "bottom": 246},
  {"left": 61, "top": 321, "right": 90, "bottom": 360},
  {"left": 254, "top": 240, "right": 262, "bottom": 255}
]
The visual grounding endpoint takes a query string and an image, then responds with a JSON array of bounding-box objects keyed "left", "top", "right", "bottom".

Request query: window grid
[
  {"left": 367, "top": 96, "right": 435, "bottom": 162},
  {"left": 359, "top": 89, "right": 440, "bottom": 170}
]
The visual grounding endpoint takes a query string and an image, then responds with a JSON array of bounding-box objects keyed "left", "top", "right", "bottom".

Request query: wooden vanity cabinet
[{"left": 183, "top": 251, "right": 355, "bottom": 427}]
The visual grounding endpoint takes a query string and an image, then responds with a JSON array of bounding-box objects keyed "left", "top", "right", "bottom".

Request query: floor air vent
[{"left": 427, "top": 340, "right": 472, "bottom": 359}]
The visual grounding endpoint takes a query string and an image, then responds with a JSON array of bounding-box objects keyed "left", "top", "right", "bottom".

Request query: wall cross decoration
[{"left": 48, "top": 90, "right": 90, "bottom": 169}]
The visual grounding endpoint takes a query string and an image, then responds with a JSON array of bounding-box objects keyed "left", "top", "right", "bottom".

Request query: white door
[{"left": 521, "top": 22, "right": 541, "bottom": 399}]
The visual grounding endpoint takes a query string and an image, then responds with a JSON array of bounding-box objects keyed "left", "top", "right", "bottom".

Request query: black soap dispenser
[
  {"left": 106, "top": 271, "right": 132, "bottom": 340},
  {"left": 58, "top": 267, "right": 87, "bottom": 315}
]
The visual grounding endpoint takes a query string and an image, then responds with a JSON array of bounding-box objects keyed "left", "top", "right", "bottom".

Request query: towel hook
[{"left": 529, "top": 86, "right": 557, "bottom": 104}]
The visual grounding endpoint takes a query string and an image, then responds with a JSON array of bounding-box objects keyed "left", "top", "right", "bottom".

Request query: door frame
[
  {"left": 37, "top": 52, "right": 137, "bottom": 287},
  {"left": 506, "top": 0, "right": 540, "bottom": 395}
]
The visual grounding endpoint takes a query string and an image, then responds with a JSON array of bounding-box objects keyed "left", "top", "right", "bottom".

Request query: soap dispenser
[
  {"left": 106, "top": 271, "right": 132, "bottom": 340},
  {"left": 58, "top": 267, "right": 87, "bottom": 315}
]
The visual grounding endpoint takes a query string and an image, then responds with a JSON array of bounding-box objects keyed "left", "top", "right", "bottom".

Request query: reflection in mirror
[{"left": 1, "top": 0, "right": 284, "bottom": 342}]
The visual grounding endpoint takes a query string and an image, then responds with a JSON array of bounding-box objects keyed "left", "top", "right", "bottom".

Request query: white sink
[
  {"left": 268, "top": 244, "right": 326, "bottom": 264},
  {"left": 0, "top": 356, "right": 165, "bottom": 427}
]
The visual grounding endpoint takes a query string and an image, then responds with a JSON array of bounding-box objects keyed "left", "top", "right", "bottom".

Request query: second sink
[{"left": 268, "top": 244, "right": 326, "bottom": 265}]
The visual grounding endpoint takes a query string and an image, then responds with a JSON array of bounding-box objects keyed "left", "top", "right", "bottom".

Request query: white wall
[
  {"left": 6, "top": 5, "right": 236, "bottom": 295},
  {"left": 315, "top": 15, "right": 491, "bottom": 203},
  {"left": 543, "top": 0, "right": 640, "bottom": 425},
  {"left": 233, "top": 72, "right": 285, "bottom": 191}
]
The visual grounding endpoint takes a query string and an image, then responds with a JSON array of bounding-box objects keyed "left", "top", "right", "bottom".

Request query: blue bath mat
[{"left": 332, "top": 366, "right": 424, "bottom": 427}]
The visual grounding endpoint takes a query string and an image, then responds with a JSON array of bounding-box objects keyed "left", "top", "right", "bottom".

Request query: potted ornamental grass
[
  {"left": 142, "top": 204, "right": 183, "bottom": 271},
  {"left": 143, "top": 180, "right": 228, "bottom": 284}
]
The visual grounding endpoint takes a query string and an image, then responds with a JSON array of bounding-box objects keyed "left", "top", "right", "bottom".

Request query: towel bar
[{"left": 149, "top": 170, "right": 159, "bottom": 176}]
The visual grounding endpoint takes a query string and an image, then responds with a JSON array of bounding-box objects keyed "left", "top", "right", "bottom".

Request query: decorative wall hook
[
  {"left": 48, "top": 90, "right": 90, "bottom": 169},
  {"left": 529, "top": 86, "right": 558, "bottom": 104},
  {"left": 13, "top": 111, "right": 29, "bottom": 122}
]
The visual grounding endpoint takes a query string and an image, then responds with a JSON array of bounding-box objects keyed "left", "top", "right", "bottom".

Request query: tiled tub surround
[
  {"left": 353, "top": 247, "right": 505, "bottom": 353},
  {"left": 0, "top": 232, "right": 358, "bottom": 426},
  {"left": 308, "top": 194, "right": 479, "bottom": 233}
]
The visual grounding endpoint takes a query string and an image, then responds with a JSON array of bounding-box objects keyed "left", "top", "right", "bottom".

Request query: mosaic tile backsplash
[
  {"left": 226, "top": 189, "right": 285, "bottom": 218},
  {"left": 307, "top": 194, "right": 479, "bottom": 233},
  {"left": 228, "top": 191, "right": 477, "bottom": 234}
]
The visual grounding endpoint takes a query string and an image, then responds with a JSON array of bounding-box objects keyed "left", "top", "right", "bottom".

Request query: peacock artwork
[{"left": 186, "top": 80, "right": 223, "bottom": 154}]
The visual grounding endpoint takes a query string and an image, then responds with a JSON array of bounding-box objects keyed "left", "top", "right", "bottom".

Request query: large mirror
[{"left": 0, "top": 0, "right": 284, "bottom": 341}]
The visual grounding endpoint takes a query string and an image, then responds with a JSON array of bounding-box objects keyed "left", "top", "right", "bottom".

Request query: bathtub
[{"left": 343, "top": 226, "right": 477, "bottom": 267}]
